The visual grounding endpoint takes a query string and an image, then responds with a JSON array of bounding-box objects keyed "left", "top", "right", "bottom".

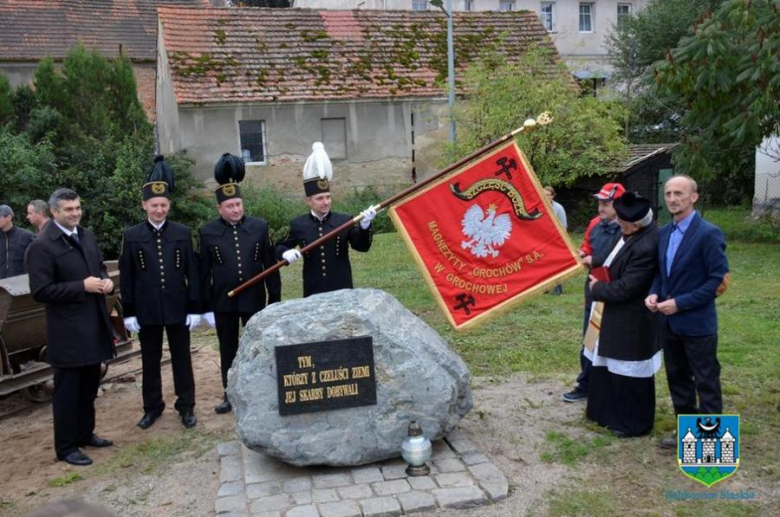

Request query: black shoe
[
  {"left": 562, "top": 389, "right": 587, "bottom": 403},
  {"left": 180, "top": 411, "right": 197, "bottom": 428},
  {"left": 660, "top": 432, "right": 677, "bottom": 449},
  {"left": 59, "top": 450, "right": 93, "bottom": 466},
  {"left": 214, "top": 400, "right": 232, "bottom": 414},
  {"left": 81, "top": 435, "right": 114, "bottom": 448},
  {"left": 137, "top": 409, "right": 164, "bottom": 430}
]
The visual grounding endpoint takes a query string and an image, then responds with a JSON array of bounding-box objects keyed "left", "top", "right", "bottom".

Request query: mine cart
[{"left": 0, "top": 260, "right": 134, "bottom": 401}]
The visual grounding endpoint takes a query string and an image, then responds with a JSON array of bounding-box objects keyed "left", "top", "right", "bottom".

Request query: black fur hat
[
  {"left": 142, "top": 155, "right": 174, "bottom": 200},
  {"left": 214, "top": 153, "right": 245, "bottom": 203}
]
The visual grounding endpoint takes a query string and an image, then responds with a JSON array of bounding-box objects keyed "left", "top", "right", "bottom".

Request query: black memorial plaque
[{"left": 275, "top": 336, "right": 377, "bottom": 416}]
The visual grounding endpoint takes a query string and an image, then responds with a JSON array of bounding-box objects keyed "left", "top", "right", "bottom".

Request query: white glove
[
  {"left": 359, "top": 206, "right": 377, "bottom": 230},
  {"left": 282, "top": 249, "right": 302, "bottom": 264},
  {"left": 123, "top": 316, "right": 140, "bottom": 333},
  {"left": 186, "top": 314, "right": 202, "bottom": 331},
  {"left": 204, "top": 312, "right": 216, "bottom": 328}
]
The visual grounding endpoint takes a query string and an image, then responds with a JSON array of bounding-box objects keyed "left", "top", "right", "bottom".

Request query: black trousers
[
  {"left": 139, "top": 323, "right": 195, "bottom": 414},
  {"left": 215, "top": 312, "right": 252, "bottom": 390},
  {"left": 52, "top": 364, "right": 102, "bottom": 458},
  {"left": 663, "top": 328, "right": 722, "bottom": 414}
]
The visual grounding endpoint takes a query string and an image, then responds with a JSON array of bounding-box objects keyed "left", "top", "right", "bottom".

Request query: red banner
[{"left": 389, "top": 141, "right": 582, "bottom": 331}]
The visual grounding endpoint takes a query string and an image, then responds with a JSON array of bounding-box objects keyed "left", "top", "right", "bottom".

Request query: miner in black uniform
[
  {"left": 199, "top": 153, "right": 281, "bottom": 414},
  {"left": 276, "top": 142, "right": 376, "bottom": 297},
  {"left": 120, "top": 156, "right": 200, "bottom": 430}
]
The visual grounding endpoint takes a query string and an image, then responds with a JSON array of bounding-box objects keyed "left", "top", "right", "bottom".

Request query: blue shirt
[{"left": 666, "top": 210, "right": 696, "bottom": 275}]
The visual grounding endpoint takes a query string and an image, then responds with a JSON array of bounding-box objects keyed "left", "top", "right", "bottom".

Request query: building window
[
  {"left": 617, "top": 3, "right": 632, "bottom": 30},
  {"left": 464, "top": 0, "right": 474, "bottom": 11},
  {"left": 579, "top": 3, "right": 594, "bottom": 32},
  {"left": 238, "top": 120, "right": 267, "bottom": 164},
  {"left": 412, "top": 0, "right": 428, "bottom": 11},
  {"left": 500, "top": 1, "right": 515, "bottom": 11},
  {"left": 321, "top": 118, "right": 347, "bottom": 160},
  {"left": 540, "top": 2, "right": 555, "bottom": 32}
]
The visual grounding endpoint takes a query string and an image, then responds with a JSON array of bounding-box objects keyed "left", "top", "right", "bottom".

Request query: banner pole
[{"left": 228, "top": 112, "right": 552, "bottom": 298}]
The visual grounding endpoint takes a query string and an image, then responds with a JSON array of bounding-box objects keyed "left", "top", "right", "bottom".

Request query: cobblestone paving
[{"left": 215, "top": 430, "right": 508, "bottom": 516}]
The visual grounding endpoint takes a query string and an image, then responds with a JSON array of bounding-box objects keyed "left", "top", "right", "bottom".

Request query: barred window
[{"left": 238, "top": 120, "right": 267, "bottom": 165}]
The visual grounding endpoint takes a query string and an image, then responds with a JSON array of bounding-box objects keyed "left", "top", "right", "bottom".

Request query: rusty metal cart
[{"left": 0, "top": 260, "right": 135, "bottom": 401}]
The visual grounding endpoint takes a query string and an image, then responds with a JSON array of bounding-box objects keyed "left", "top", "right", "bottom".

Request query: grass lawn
[{"left": 279, "top": 218, "right": 779, "bottom": 515}]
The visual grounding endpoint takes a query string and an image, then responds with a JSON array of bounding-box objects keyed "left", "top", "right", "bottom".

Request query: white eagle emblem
[{"left": 460, "top": 203, "right": 513, "bottom": 258}]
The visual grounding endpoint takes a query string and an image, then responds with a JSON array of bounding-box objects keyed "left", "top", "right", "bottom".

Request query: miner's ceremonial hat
[
  {"left": 143, "top": 155, "right": 174, "bottom": 200},
  {"left": 214, "top": 153, "right": 245, "bottom": 203},
  {"left": 303, "top": 142, "right": 332, "bottom": 197}
]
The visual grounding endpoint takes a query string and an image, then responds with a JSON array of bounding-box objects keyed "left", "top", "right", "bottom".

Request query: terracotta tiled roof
[
  {"left": 158, "top": 7, "right": 560, "bottom": 105},
  {"left": 0, "top": 0, "right": 209, "bottom": 62}
]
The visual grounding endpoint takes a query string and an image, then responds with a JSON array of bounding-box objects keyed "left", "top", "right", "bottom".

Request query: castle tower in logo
[{"left": 677, "top": 415, "right": 740, "bottom": 487}]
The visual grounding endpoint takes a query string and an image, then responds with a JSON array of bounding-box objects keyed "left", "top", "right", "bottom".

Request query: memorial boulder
[{"left": 228, "top": 288, "right": 473, "bottom": 467}]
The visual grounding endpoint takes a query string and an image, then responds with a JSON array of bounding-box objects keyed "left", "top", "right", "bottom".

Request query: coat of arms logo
[
  {"left": 460, "top": 203, "right": 512, "bottom": 258},
  {"left": 677, "top": 414, "right": 740, "bottom": 487}
]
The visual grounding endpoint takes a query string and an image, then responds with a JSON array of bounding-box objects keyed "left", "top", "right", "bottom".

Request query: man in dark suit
[
  {"left": 276, "top": 142, "right": 375, "bottom": 297},
  {"left": 26, "top": 188, "right": 116, "bottom": 466},
  {"left": 120, "top": 156, "right": 200, "bottom": 430},
  {"left": 199, "top": 153, "right": 281, "bottom": 414},
  {"left": 645, "top": 175, "right": 729, "bottom": 448}
]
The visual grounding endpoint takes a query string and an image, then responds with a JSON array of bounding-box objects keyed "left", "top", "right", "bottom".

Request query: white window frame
[
  {"left": 500, "top": 1, "right": 515, "bottom": 11},
  {"left": 540, "top": 2, "right": 555, "bottom": 32},
  {"left": 579, "top": 3, "right": 594, "bottom": 33},
  {"left": 412, "top": 0, "right": 428, "bottom": 11},
  {"left": 238, "top": 120, "right": 268, "bottom": 166},
  {"left": 617, "top": 3, "right": 632, "bottom": 29}
]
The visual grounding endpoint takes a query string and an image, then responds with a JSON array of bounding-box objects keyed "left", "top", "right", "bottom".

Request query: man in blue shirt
[{"left": 645, "top": 175, "right": 729, "bottom": 449}]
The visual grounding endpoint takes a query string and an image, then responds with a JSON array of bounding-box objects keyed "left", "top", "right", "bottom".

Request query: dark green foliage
[
  {"left": 237, "top": 185, "right": 395, "bottom": 244},
  {"left": 0, "top": 128, "right": 59, "bottom": 211},
  {"left": 442, "top": 47, "right": 628, "bottom": 187},
  {"left": 239, "top": 185, "right": 307, "bottom": 242},
  {"left": 0, "top": 72, "right": 13, "bottom": 126},
  {"left": 11, "top": 84, "right": 36, "bottom": 133},
  {"left": 654, "top": 0, "right": 780, "bottom": 180},
  {"left": 605, "top": 0, "right": 723, "bottom": 144},
  {"left": 0, "top": 44, "right": 205, "bottom": 258},
  {"left": 332, "top": 186, "right": 394, "bottom": 235}
]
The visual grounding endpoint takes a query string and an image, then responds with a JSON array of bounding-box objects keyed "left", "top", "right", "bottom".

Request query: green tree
[
  {"left": 0, "top": 44, "right": 208, "bottom": 256},
  {"left": 654, "top": 0, "right": 780, "bottom": 176},
  {"left": 0, "top": 72, "right": 13, "bottom": 126},
  {"left": 605, "top": 0, "right": 722, "bottom": 142},
  {"left": 443, "top": 48, "right": 628, "bottom": 186}
]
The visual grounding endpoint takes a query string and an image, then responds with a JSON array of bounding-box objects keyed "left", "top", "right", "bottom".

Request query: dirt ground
[{"left": 0, "top": 336, "right": 590, "bottom": 517}]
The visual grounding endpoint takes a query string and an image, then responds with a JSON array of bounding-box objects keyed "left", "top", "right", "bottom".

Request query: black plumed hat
[
  {"left": 214, "top": 153, "right": 245, "bottom": 203},
  {"left": 142, "top": 155, "right": 174, "bottom": 200}
]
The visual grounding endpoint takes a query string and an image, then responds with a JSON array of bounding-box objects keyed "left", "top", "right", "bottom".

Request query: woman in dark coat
[{"left": 584, "top": 192, "right": 661, "bottom": 437}]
